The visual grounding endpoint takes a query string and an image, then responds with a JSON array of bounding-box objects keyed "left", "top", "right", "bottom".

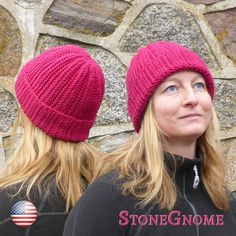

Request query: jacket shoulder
[
  {"left": 0, "top": 184, "right": 67, "bottom": 236},
  {"left": 63, "top": 170, "right": 136, "bottom": 236}
]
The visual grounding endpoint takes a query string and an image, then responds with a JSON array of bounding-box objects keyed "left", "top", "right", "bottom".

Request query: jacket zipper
[
  {"left": 193, "top": 165, "right": 200, "bottom": 189},
  {"left": 182, "top": 172, "right": 199, "bottom": 236}
]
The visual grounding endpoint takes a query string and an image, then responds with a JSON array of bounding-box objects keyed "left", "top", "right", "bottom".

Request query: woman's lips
[{"left": 179, "top": 114, "right": 202, "bottom": 119}]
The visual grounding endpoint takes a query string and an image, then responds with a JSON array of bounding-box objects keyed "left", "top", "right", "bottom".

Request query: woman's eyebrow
[
  {"left": 192, "top": 75, "right": 205, "bottom": 80},
  {"left": 166, "top": 74, "right": 204, "bottom": 83},
  {"left": 164, "top": 77, "right": 179, "bottom": 83}
]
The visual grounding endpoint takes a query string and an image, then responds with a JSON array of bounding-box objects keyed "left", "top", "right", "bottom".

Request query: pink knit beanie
[
  {"left": 16, "top": 45, "right": 105, "bottom": 141},
  {"left": 126, "top": 41, "right": 215, "bottom": 132}
]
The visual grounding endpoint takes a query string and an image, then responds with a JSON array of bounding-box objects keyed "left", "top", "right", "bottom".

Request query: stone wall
[{"left": 0, "top": 0, "right": 235, "bottom": 190}]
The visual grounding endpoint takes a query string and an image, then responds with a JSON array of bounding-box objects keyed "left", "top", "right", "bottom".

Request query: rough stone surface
[
  {"left": 0, "top": 76, "right": 15, "bottom": 94},
  {"left": 214, "top": 79, "right": 236, "bottom": 131},
  {"left": 0, "top": 87, "right": 18, "bottom": 132},
  {"left": 2, "top": 134, "right": 21, "bottom": 161},
  {"left": 205, "top": 8, "right": 236, "bottom": 65},
  {"left": 90, "top": 131, "right": 133, "bottom": 153},
  {"left": 0, "top": 139, "right": 5, "bottom": 168},
  {"left": 43, "top": 0, "right": 131, "bottom": 36},
  {"left": 184, "top": 0, "right": 222, "bottom": 4},
  {"left": 90, "top": 123, "right": 133, "bottom": 138},
  {"left": 222, "top": 139, "right": 236, "bottom": 187},
  {"left": 36, "top": 35, "right": 129, "bottom": 126},
  {"left": 13, "top": 0, "right": 41, "bottom": 3},
  {"left": 0, "top": 6, "right": 22, "bottom": 76},
  {"left": 119, "top": 3, "right": 219, "bottom": 70}
]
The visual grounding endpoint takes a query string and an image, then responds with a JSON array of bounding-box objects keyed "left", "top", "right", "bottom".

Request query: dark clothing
[
  {"left": 63, "top": 153, "right": 236, "bottom": 236},
  {"left": 0, "top": 184, "right": 68, "bottom": 236}
]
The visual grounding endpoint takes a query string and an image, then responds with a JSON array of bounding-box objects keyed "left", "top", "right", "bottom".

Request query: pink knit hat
[
  {"left": 126, "top": 41, "right": 215, "bottom": 132},
  {"left": 16, "top": 45, "right": 105, "bottom": 141}
]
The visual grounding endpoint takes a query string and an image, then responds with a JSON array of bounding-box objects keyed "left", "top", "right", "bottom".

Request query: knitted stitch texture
[
  {"left": 126, "top": 41, "right": 215, "bottom": 132},
  {"left": 16, "top": 45, "right": 105, "bottom": 141}
]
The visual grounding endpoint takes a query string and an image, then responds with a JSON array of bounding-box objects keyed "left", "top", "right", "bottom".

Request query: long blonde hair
[
  {"left": 0, "top": 110, "right": 100, "bottom": 211},
  {"left": 97, "top": 99, "right": 229, "bottom": 211}
]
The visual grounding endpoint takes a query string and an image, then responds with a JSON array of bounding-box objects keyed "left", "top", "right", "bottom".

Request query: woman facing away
[
  {"left": 63, "top": 41, "right": 236, "bottom": 236},
  {"left": 0, "top": 45, "right": 105, "bottom": 236}
]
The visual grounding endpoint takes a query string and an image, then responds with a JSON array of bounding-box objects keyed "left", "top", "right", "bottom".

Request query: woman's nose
[{"left": 182, "top": 88, "right": 198, "bottom": 107}]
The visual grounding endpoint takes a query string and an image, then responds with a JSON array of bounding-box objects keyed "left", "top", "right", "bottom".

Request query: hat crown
[{"left": 16, "top": 45, "right": 105, "bottom": 141}]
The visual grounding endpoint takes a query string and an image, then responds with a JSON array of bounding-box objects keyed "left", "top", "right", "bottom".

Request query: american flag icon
[{"left": 10, "top": 200, "right": 37, "bottom": 228}]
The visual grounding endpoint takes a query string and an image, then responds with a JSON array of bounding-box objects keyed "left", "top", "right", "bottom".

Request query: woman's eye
[
  {"left": 165, "top": 85, "right": 177, "bottom": 93},
  {"left": 194, "top": 82, "right": 205, "bottom": 90}
]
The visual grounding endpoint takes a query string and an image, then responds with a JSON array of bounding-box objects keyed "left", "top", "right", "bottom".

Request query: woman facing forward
[
  {"left": 0, "top": 45, "right": 104, "bottom": 236},
  {"left": 63, "top": 41, "right": 236, "bottom": 236}
]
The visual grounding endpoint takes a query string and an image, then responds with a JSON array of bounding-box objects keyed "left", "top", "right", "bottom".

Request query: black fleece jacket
[
  {"left": 0, "top": 184, "right": 68, "bottom": 236},
  {"left": 63, "top": 153, "right": 236, "bottom": 236}
]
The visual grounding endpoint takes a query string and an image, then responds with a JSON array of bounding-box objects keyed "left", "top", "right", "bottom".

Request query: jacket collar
[
  {"left": 164, "top": 152, "right": 201, "bottom": 189},
  {"left": 164, "top": 151, "right": 201, "bottom": 174}
]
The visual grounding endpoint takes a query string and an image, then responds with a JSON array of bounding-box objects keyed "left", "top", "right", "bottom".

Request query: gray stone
[
  {"left": 184, "top": 0, "right": 223, "bottom": 4},
  {"left": 43, "top": 0, "right": 131, "bottom": 36},
  {"left": 214, "top": 79, "right": 236, "bottom": 131},
  {"left": 90, "top": 131, "right": 134, "bottom": 153},
  {"left": 0, "top": 6, "right": 22, "bottom": 76},
  {"left": 205, "top": 8, "right": 236, "bottom": 65},
  {"left": 2, "top": 133, "right": 21, "bottom": 161},
  {"left": 119, "top": 4, "right": 219, "bottom": 70},
  {"left": 232, "top": 190, "right": 236, "bottom": 197},
  {"left": 36, "top": 35, "right": 129, "bottom": 126},
  {"left": 13, "top": 0, "right": 41, "bottom": 3},
  {"left": 0, "top": 87, "right": 18, "bottom": 132},
  {"left": 84, "top": 46, "right": 129, "bottom": 126},
  {"left": 221, "top": 138, "right": 236, "bottom": 186},
  {"left": 0, "top": 138, "right": 5, "bottom": 168},
  {"left": 90, "top": 123, "right": 133, "bottom": 138}
]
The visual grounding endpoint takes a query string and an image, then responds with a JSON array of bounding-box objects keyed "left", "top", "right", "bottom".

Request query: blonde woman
[
  {"left": 64, "top": 41, "right": 236, "bottom": 236},
  {"left": 0, "top": 45, "right": 104, "bottom": 236}
]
